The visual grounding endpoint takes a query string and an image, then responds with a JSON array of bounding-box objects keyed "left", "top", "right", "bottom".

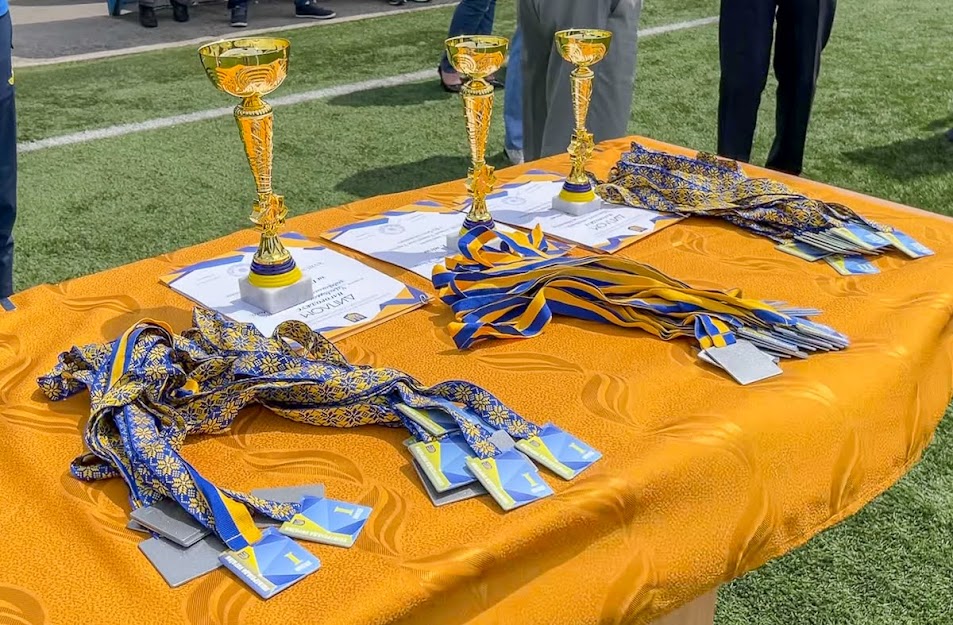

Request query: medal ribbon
[
  {"left": 39, "top": 308, "right": 546, "bottom": 545},
  {"left": 594, "top": 142, "right": 888, "bottom": 243},
  {"left": 433, "top": 225, "right": 840, "bottom": 352}
]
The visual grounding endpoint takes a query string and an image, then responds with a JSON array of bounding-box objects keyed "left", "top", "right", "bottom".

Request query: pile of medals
[
  {"left": 39, "top": 308, "right": 599, "bottom": 596},
  {"left": 594, "top": 143, "right": 932, "bottom": 273},
  {"left": 433, "top": 226, "right": 850, "bottom": 385}
]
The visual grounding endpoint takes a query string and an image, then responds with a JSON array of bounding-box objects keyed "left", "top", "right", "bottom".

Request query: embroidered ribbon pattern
[
  {"left": 38, "top": 308, "right": 557, "bottom": 543},
  {"left": 593, "top": 142, "right": 928, "bottom": 260}
]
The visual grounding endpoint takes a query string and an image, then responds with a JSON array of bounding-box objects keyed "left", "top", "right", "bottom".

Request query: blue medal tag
[
  {"left": 514, "top": 424, "right": 601, "bottom": 480},
  {"left": 408, "top": 432, "right": 478, "bottom": 492},
  {"left": 279, "top": 496, "right": 372, "bottom": 548},
  {"left": 880, "top": 230, "right": 934, "bottom": 259},
  {"left": 396, "top": 404, "right": 460, "bottom": 436},
  {"left": 831, "top": 224, "right": 890, "bottom": 251},
  {"left": 825, "top": 254, "right": 880, "bottom": 275},
  {"left": 219, "top": 527, "right": 320, "bottom": 599},
  {"left": 775, "top": 240, "right": 830, "bottom": 261},
  {"left": 465, "top": 449, "right": 554, "bottom": 511}
]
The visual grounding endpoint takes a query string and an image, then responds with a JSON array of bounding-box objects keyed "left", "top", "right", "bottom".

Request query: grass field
[{"left": 11, "top": 0, "right": 953, "bottom": 622}]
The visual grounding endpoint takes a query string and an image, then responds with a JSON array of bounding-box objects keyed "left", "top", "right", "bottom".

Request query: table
[{"left": 2, "top": 136, "right": 951, "bottom": 625}]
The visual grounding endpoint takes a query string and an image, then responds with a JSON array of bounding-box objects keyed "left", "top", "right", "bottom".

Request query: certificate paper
[
  {"left": 322, "top": 202, "right": 568, "bottom": 278},
  {"left": 472, "top": 171, "right": 684, "bottom": 253},
  {"left": 160, "top": 233, "right": 429, "bottom": 340}
]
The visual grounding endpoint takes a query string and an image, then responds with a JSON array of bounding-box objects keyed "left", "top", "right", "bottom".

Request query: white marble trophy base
[
  {"left": 446, "top": 232, "right": 463, "bottom": 252},
  {"left": 239, "top": 274, "right": 314, "bottom": 315},
  {"left": 552, "top": 195, "right": 602, "bottom": 216}
]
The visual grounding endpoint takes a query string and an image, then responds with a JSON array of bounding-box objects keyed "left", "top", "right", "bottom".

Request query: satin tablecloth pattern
[{"left": 1, "top": 137, "right": 952, "bottom": 625}]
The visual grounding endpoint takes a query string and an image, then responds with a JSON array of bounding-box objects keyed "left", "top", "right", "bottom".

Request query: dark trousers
[
  {"left": 439, "top": 0, "right": 497, "bottom": 74},
  {"left": 0, "top": 11, "right": 15, "bottom": 299},
  {"left": 228, "top": 0, "right": 309, "bottom": 8},
  {"left": 519, "top": 0, "right": 641, "bottom": 161},
  {"left": 717, "top": 0, "right": 836, "bottom": 175}
]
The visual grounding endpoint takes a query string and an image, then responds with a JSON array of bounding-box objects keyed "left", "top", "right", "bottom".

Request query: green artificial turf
[
  {"left": 13, "top": 0, "right": 718, "bottom": 142},
  {"left": 717, "top": 410, "right": 953, "bottom": 625},
  {"left": 9, "top": 0, "right": 953, "bottom": 621}
]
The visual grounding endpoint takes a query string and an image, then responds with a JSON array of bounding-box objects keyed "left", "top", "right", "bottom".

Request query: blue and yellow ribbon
[
  {"left": 39, "top": 308, "right": 554, "bottom": 543},
  {"left": 595, "top": 142, "right": 891, "bottom": 246},
  {"left": 432, "top": 225, "right": 844, "bottom": 353}
]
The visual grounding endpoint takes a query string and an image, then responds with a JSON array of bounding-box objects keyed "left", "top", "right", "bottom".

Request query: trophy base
[
  {"left": 448, "top": 218, "right": 496, "bottom": 252},
  {"left": 552, "top": 195, "right": 603, "bottom": 216},
  {"left": 239, "top": 274, "right": 314, "bottom": 315},
  {"left": 446, "top": 232, "right": 463, "bottom": 253}
]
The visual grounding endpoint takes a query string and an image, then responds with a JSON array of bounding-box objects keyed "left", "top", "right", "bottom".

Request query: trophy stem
[
  {"left": 233, "top": 94, "right": 298, "bottom": 284},
  {"left": 236, "top": 95, "right": 274, "bottom": 196},
  {"left": 461, "top": 78, "right": 497, "bottom": 231},
  {"left": 566, "top": 66, "right": 595, "bottom": 187}
]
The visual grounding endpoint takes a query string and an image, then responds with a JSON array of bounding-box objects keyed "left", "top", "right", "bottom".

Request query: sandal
[
  {"left": 486, "top": 74, "right": 504, "bottom": 89},
  {"left": 438, "top": 67, "right": 463, "bottom": 93}
]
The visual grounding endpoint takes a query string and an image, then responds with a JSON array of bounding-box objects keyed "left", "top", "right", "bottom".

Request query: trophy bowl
[
  {"left": 554, "top": 29, "right": 612, "bottom": 68},
  {"left": 445, "top": 35, "right": 508, "bottom": 80},
  {"left": 198, "top": 37, "right": 290, "bottom": 99}
]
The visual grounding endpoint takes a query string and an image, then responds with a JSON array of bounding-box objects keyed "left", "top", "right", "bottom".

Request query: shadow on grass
[
  {"left": 925, "top": 114, "right": 953, "bottom": 131},
  {"left": 335, "top": 153, "right": 510, "bottom": 198},
  {"left": 842, "top": 130, "right": 953, "bottom": 181},
  {"left": 327, "top": 80, "right": 452, "bottom": 108}
]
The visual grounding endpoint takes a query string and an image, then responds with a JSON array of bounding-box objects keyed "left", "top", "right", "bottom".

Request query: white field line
[
  {"left": 16, "top": 15, "right": 719, "bottom": 155},
  {"left": 11, "top": 2, "right": 460, "bottom": 68}
]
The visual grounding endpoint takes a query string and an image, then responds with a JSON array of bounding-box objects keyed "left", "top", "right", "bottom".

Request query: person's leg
[
  {"left": 138, "top": 0, "right": 158, "bottom": 27},
  {"left": 476, "top": 0, "right": 495, "bottom": 35},
  {"left": 504, "top": 26, "right": 524, "bottom": 160},
  {"left": 765, "top": 0, "right": 836, "bottom": 175},
  {"left": 0, "top": 12, "right": 16, "bottom": 299},
  {"left": 440, "top": 0, "right": 495, "bottom": 74},
  {"left": 519, "top": 0, "right": 555, "bottom": 161},
  {"left": 716, "top": 0, "right": 776, "bottom": 163},
  {"left": 169, "top": 0, "right": 189, "bottom": 22},
  {"left": 586, "top": 0, "right": 641, "bottom": 147},
  {"left": 228, "top": 0, "right": 248, "bottom": 27}
]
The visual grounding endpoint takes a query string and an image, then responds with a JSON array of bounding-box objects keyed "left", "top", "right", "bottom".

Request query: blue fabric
[
  {"left": 0, "top": 11, "right": 15, "bottom": 299},
  {"left": 503, "top": 27, "right": 523, "bottom": 152},
  {"left": 439, "top": 0, "right": 496, "bottom": 74},
  {"left": 0, "top": 5, "right": 7, "bottom": 20}
]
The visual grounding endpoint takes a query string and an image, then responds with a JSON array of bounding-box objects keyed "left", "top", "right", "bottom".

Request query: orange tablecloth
[{"left": 2, "top": 137, "right": 952, "bottom": 625}]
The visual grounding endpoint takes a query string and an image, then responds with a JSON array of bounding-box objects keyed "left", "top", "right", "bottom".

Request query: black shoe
[
  {"left": 486, "top": 74, "right": 504, "bottom": 89},
  {"left": 139, "top": 4, "right": 158, "bottom": 27},
  {"left": 388, "top": 0, "right": 406, "bottom": 5},
  {"left": 295, "top": 0, "right": 335, "bottom": 18},
  {"left": 170, "top": 0, "right": 189, "bottom": 22},
  {"left": 230, "top": 3, "right": 248, "bottom": 26}
]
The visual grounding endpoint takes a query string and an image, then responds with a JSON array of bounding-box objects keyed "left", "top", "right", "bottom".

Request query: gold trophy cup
[
  {"left": 444, "top": 34, "right": 508, "bottom": 250},
  {"left": 198, "top": 37, "right": 313, "bottom": 314},
  {"left": 552, "top": 29, "right": 613, "bottom": 216}
]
